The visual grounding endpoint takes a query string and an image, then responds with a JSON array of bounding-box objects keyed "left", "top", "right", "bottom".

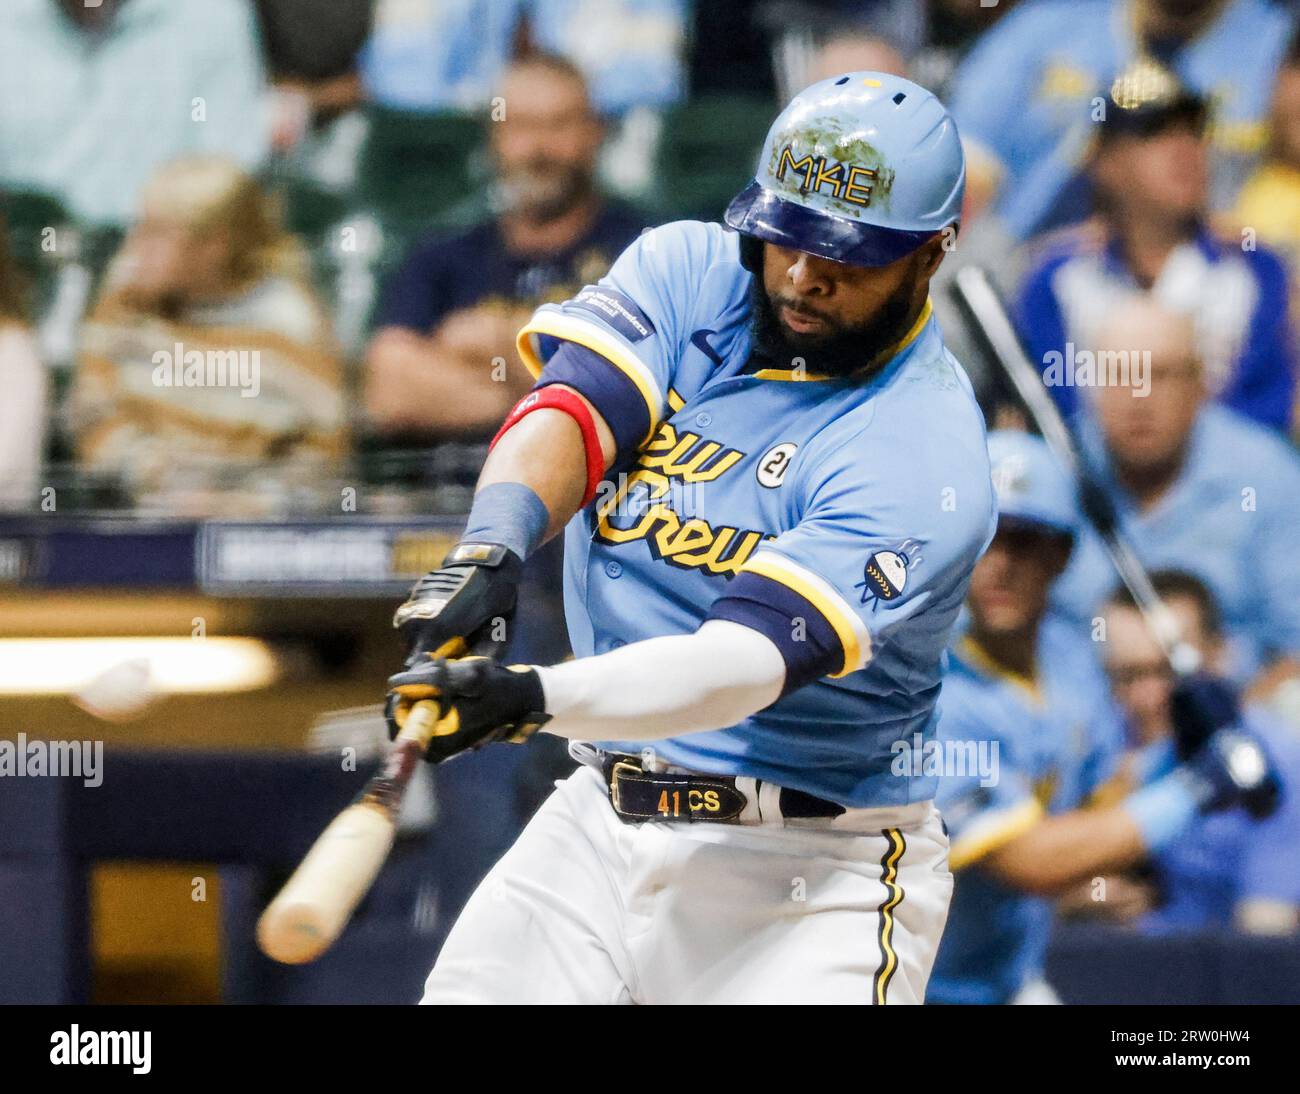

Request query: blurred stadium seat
[
  {"left": 354, "top": 107, "right": 489, "bottom": 241},
  {"left": 0, "top": 189, "right": 68, "bottom": 269},
  {"left": 651, "top": 94, "right": 771, "bottom": 220},
  {"left": 277, "top": 176, "right": 350, "bottom": 247}
]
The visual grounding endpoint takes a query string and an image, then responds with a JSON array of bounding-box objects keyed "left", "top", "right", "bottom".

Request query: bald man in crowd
[{"left": 1050, "top": 296, "right": 1300, "bottom": 700}]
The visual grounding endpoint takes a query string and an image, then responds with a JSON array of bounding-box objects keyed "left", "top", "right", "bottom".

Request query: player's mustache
[{"left": 773, "top": 296, "right": 834, "bottom": 324}]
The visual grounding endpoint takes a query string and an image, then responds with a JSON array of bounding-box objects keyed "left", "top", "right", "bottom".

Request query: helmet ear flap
[{"left": 738, "top": 233, "right": 763, "bottom": 273}]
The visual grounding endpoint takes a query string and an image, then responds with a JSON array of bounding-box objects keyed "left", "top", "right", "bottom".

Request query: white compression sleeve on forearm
[{"left": 535, "top": 620, "right": 787, "bottom": 741}]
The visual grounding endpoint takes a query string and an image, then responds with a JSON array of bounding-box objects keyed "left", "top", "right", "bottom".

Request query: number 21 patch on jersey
[{"left": 756, "top": 442, "right": 798, "bottom": 488}]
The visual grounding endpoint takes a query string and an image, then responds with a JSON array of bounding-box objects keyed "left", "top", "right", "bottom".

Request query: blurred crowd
[
  {"left": 2, "top": 0, "right": 1299, "bottom": 980},
  {"left": 5, "top": 0, "right": 1299, "bottom": 506}
]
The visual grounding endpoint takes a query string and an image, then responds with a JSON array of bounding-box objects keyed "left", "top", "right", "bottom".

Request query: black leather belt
[{"left": 601, "top": 753, "right": 846, "bottom": 824}]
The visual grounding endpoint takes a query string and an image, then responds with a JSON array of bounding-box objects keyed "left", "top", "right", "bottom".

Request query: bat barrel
[
  {"left": 256, "top": 801, "right": 397, "bottom": 964},
  {"left": 256, "top": 701, "right": 440, "bottom": 965}
]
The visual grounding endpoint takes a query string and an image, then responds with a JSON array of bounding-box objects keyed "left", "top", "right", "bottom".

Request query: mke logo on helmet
[{"left": 774, "top": 144, "right": 893, "bottom": 208}]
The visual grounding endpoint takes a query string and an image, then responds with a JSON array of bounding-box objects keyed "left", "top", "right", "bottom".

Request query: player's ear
[{"left": 916, "top": 231, "right": 951, "bottom": 279}]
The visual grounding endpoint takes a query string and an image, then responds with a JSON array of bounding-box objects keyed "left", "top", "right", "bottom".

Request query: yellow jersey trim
[
  {"left": 741, "top": 550, "right": 871, "bottom": 677},
  {"left": 947, "top": 798, "right": 1044, "bottom": 870},
  {"left": 516, "top": 312, "right": 664, "bottom": 445},
  {"left": 957, "top": 634, "right": 1043, "bottom": 706}
]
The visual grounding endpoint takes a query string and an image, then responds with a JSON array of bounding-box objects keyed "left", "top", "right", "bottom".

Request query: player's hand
[
  {"left": 1170, "top": 673, "right": 1240, "bottom": 761},
  {"left": 385, "top": 656, "right": 550, "bottom": 763},
  {"left": 1183, "top": 726, "right": 1281, "bottom": 819},
  {"left": 393, "top": 540, "right": 522, "bottom": 667}
]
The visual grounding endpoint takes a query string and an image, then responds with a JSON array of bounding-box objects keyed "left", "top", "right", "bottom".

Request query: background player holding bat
[
  {"left": 927, "top": 431, "right": 1281, "bottom": 1006},
  {"left": 383, "top": 72, "right": 997, "bottom": 1005}
]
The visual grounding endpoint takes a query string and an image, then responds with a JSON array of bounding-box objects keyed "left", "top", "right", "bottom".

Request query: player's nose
[{"left": 786, "top": 252, "right": 834, "bottom": 296}]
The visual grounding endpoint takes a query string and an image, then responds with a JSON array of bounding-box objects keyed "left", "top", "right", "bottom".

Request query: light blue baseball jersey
[
  {"left": 1051, "top": 405, "right": 1300, "bottom": 683},
  {"left": 927, "top": 615, "right": 1125, "bottom": 1004},
  {"left": 517, "top": 220, "right": 997, "bottom": 806},
  {"left": 949, "top": 0, "right": 1293, "bottom": 239}
]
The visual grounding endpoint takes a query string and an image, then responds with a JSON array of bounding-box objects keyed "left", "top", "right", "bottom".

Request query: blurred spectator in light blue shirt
[
  {"left": 1017, "top": 64, "right": 1295, "bottom": 434},
  {"left": 949, "top": 0, "right": 1293, "bottom": 240},
  {"left": 1094, "top": 574, "right": 1300, "bottom": 935},
  {"left": 1050, "top": 296, "right": 1300, "bottom": 694},
  {"left": 0, "top": 0, "right": 270, "bottom": 228},
  {"left": 360, "top": 0, "right": 686, "bottom": 116},
  {"left": 359, "top": 0, "right": 521, "bottom": 113},
  {"left": 528, "top": 0, "right": 685, "bottom": 115}
]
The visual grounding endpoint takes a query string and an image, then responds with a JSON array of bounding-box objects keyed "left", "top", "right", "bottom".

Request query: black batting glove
[
  {"left": 1170, "top": 673, "right": 1241, "bottom": 761},
  {"left": 392, "top": 540, "right": 522, "bottom": 668},
  {"left": 1184, "top": 726, "right": 1282, "bottom": 820},
  {"left": 386, "top": 656, "right": 551, "bottom": 763}
]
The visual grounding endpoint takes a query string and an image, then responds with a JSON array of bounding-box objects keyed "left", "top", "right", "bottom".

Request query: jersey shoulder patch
[{"left": 567, "top": 286, "right": 657, "bottom": 342}]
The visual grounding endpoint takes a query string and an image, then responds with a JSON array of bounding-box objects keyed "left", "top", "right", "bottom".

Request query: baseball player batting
[{"left": 385, "top": 71, "right": 996, "bottom": 1004}]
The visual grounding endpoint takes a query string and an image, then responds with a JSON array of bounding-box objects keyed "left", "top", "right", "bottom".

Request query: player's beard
[{"left": 748, "top": 272, "right": 920, "bottom": 380}]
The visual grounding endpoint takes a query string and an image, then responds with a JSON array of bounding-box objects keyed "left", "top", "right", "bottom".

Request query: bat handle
[
  {"left": 362, "top": 700, "right": 442, "bottom": 809},
  {"left": 395, "top": 698, "right": 443, "bottom": 748}
]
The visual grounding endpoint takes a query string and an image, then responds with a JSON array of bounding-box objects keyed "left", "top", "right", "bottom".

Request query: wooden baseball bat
[{"left": 256, "top": 700, "right": 443, "bottom": 965}]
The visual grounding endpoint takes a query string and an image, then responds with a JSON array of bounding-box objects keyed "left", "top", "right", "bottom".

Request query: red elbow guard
[{"left": 490, "top": 386, "right": 605, "bottom": 507}]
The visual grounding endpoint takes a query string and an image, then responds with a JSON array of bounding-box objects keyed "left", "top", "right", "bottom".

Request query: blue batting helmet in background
[
  {"left": 724, "top": 71, "right": 965, "bottom": 268},
  {"left": 987, "top": 431, "right": 1079, "bottom": 539}
]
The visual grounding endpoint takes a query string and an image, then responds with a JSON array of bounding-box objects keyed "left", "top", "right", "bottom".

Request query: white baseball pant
[{"left": 421, "top": 763, "right": 953, "bottom": 1004}]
